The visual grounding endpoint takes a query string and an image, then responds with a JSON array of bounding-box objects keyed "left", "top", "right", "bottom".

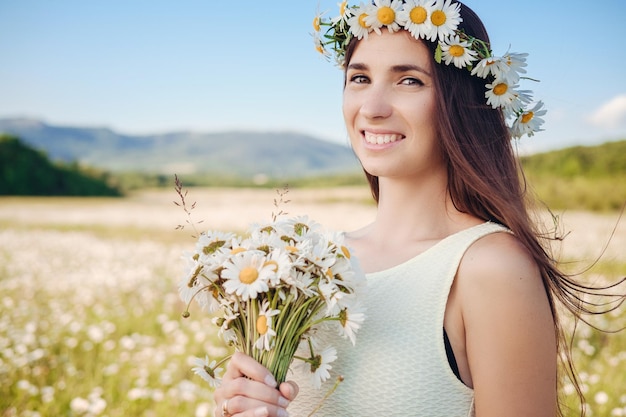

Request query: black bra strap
[{"left": 443, "top": 329, "right": 462, "bottom": 382}]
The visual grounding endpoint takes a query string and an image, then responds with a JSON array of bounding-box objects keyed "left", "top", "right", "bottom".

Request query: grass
[
  {"left": 0, "top": 228, "right": 221, "bottom": 417},
  {"left": 526, "top": 175, "right": 626, "bottom": 212},
  {"left": 0, "top": 189, "right": 624, "bottom": 417}
]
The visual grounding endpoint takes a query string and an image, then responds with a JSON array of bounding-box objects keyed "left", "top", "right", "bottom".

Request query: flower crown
[{"left": 312, "top": 0, "right": 546, "bottom": 139}]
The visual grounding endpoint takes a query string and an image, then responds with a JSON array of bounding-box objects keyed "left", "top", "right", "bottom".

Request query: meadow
[{"left": 0, "top": 187, "right": 624, "bottom": 416}]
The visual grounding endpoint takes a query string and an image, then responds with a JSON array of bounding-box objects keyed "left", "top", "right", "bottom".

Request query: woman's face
[{"left": 343, "top": 30, "right": 444, "bottom": 181}]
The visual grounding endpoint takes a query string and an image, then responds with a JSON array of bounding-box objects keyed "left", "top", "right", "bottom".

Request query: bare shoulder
[
  {"left": 455, "top": 230, "right": 557, "bottom": 416},
  {"left": 457, "top": 230, "right": 543, "bottom": 295}
]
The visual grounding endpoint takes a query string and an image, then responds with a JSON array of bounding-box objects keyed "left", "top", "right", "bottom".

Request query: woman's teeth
[{"left": 363, "top": 132, "right": 403, "bottom": 144}]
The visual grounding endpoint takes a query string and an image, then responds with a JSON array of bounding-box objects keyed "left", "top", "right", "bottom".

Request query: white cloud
[{"left": 588, "top": 94, "right": 626, "bottom": 128}]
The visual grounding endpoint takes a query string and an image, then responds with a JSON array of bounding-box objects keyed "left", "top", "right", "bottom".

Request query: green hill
[
  {"left": 520, "top": 140, "right": 626, "bottom": 211},
  {"left": 0, "top": 135, "right": 121, "bottom": 196},
  {"left": 0, "top": 118, "right": 360, "bottom": 178}
]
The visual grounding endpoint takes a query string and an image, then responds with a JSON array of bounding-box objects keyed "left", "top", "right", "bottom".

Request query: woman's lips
[{"left": 363, "top": 131, "right": 405, "bottom": 145}]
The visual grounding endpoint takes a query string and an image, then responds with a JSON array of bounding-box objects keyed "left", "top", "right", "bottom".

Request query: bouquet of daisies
[{"left": 178, "top": 214, "right": 366, "bottom": 389}]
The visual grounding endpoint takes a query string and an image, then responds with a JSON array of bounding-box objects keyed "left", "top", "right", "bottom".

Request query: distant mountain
[{"left": 0, "top": 118, "right": 361, "bottom": 178}]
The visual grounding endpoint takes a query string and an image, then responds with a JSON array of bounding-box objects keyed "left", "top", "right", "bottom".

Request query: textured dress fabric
[{"left": 286, "top": 222, "right": 509, "bottom": 417}]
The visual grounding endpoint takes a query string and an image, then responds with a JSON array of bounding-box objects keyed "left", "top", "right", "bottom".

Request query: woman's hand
[{"left": 213, "top": 352, "right": 299, "bottom": 417}]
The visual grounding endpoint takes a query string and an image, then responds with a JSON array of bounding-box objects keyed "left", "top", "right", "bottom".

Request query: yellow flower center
[
  {"left": 339, "top": 309, "right": 348, "bottom": 327},
  {"left": 341, "top": 245, "right": 351, "bottom": 259},
  {"left": 239, "top": 266, "right": 258, "bottom": 284},
  {"left": 449, "top": 45, "right": 465, "bottom": 57},
  {"left": 493, "top": 83, "right": 508, "bottom": 96},
  {"left": 326, "top": 268, "right": 334, "bottom": 278},
  {"left": 339, "top": 1, "right": 347, "bottom": 16},
  {"left": 256, "top": 316, "right": 268, "bottom": 335},
  {"left": 285, "top": 245, "right": 298, "bottom": 253},
  {"left": 313, "top": 16, "right": 320, "bottom": 32},
  {"left": 263, "top": 260, "right": 279, "bottom": 272},
  {"left": 431, "top": 10, "right": 447, "bottom": 27},
  {"left": 521, "top": 111, "right": 534, "bottom": 124},
  {"left": 230, "top": 247, "right": 246, "bottom": 255},
  {"left": 409, "top": 6, "right": 427, "bottom": 24},
  {"left": 358, "top": 13, "right": 369, "bottom": 28},
  {"left": 377, "top": 6, "right": 396, "bottom": 25}
]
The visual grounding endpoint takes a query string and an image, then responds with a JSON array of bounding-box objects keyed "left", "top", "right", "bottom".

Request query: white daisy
[
  {"left": 222, "top": 251, "right": 273, "bottom": 301},
  {"left": 281, "top": 215, "right": 324, "bottom": 242},
  {"left": 307, "top": 236, "right": 337, "bottom": 270},
  {"left": 264, "top": 248, "right": 293, "bottom": 286},
  {"left": 471, "top": 55, "right": 507, "bottom": 79},
  {"left": 194, "top": 283, "right": 221, "bottom": 313},
  {"left": 440, "top": 34, "right": 477, "bottom": 69},
  {"left": 195, "top": 231, "right": 234, "bottom": 258},
  {"left": 281, "top": 270, "right": 316, "bottom": 300},
  {"left": 331, "top": 1, "right": 353, "bottom": 27},
  {"left": 254, "top": 300, "right": 280, "bottom": 351},
  {"left": 346, "top": 3, "right": 374, "bottom": 40},
  {"left": 306, "top": 346, "right": 338, "bottom": 389},
  {"left": 212, "top": 307, "right": 238, "bottom": 332},
  {"left": 191, "top": 355, "right": 223, "bottom": 388},
  {"left": 338, "top": 302, "right": 366, "bottom": 345},
  {"left": 327, "top": 253, "right": 366, "bottom": 303},
  {"left": 511, "top": 88, "right": 534, "bottom": 108},
  {"left": 313, "top": 31, "right": 330, "bottom": 59},
  {"left": 510, "top": 101, "right": 546, "bottom": 138},
  {"left": 502, "top": 52, "right": 528, "bottom": 78},
  {"left": 485, "top": 52, "right": 527, "bottom": 85},
  {"left": 318, "top": 279, "right": 344, "bottom": 316},
  {"left": 485, "top": 80, "right": 518, "bottom": 109},
  {"left": 426, "top": 0, "right": 462, "bottom": 42},
  {"left": 365, "top": 0, "right": 403, "bottom": 35},
  {"left": 178, "top": 256, "right": 204, "bottom": 305},
  {"left": 397, "top": 0, "right": 434, "bottom": 40}
]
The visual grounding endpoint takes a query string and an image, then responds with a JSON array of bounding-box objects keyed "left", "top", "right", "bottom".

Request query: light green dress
[{"left": 287, "top": 222, "right": 509, "bottom": 417}]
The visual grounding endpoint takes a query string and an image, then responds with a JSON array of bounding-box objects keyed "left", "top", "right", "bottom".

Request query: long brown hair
[{"left": 344, "top": 2, "right": 624, "bottom": 416}]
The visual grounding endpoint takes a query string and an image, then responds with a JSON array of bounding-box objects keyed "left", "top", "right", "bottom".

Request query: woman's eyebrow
[
  {"left": 390, "top": 64, "right": 431, "bottom": 76},
  {"left": 346, "top": 62, "right": 368, "bottom": 71},
  {"left": 346, "top": 62, "right": 431, "bottom": 76}
]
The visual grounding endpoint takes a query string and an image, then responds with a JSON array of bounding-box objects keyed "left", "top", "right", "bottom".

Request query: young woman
[{"left": 212, "top": 1, "right": 623, "bottom": 416}]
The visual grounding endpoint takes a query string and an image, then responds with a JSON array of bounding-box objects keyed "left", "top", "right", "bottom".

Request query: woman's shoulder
[
  {"left": 456, "top": 230, "right": 545, "bottom": 300},
  {"left": 453, "top": 228, "right": 557, "bottom": 414}
]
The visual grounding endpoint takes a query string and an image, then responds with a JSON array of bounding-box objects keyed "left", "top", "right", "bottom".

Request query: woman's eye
[
  {"left": 401, "top": 77, "right": 424, "bottom": 86},
  {"left": 349, "top": 74, "right": 369, "bottom": 84}
]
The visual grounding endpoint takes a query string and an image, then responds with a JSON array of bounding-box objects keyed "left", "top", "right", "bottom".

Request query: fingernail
[
  {"left": 264, "top": 374, "right": 277, "bottom": 387},
  {"left": 277, "top": 409, "right": 289, "bottom": 417},
  {"left": 278, "top": 396, "right": 290, "bottom": 408},
  {"left": 254, "top": 406, "right": 269, "bottom": 417}
]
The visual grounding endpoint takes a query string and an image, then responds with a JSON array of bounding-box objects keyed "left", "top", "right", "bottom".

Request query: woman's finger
[
  {"left": 278, "top": 381, "right": 299, "bottom": 401},
  {"left": 224, "top": 352, "right": 277, "bottom": 387}
]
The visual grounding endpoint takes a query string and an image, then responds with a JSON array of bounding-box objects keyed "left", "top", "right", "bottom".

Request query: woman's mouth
[{"left": 363, "top": 131, "right": 405, "bottom": 145}]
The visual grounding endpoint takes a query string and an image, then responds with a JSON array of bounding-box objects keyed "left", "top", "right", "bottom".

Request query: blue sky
[{"left": 1, "top": 0, "right": 625, "bottom": 153}]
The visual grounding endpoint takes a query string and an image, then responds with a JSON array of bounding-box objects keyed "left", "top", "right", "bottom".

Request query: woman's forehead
[{"left": 350, "top": 31, "right": 432, "bottom": 67}]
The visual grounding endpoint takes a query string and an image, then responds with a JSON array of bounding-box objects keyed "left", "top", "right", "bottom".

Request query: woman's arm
[
  {"left": 457, "top": 232, "right": 557, "bottom": 417},
  {"left": 213, "top": 352, "right": 299, "bottom": 417}
]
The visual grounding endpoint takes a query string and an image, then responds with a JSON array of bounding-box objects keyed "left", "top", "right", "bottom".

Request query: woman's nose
[{"left": 358, "top": 84, "right": 393, "bottom": 120}]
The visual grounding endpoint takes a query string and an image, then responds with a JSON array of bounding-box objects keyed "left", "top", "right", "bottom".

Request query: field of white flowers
[{"left": 0, "top": 187, "right": 624, "bottom": 417}]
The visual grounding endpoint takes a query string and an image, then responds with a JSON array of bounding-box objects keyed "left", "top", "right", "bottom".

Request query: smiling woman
[{"left": 210, "top": 2, "right": 626, "bottom": 417}]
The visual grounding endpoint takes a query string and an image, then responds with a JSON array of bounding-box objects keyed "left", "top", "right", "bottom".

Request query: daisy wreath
[
  {"left": 312, "top": 0, "right": 547, "bottom": 139},
  {"left": 176, "top": 185, "right": 366, "bottom": 392}
]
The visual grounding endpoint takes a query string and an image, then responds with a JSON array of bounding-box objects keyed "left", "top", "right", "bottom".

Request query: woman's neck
[
  {"left": 372, "top": 175, "right": 479, "bottom": 242},
  {"left": 345, "top": 174, "right": 482, "bottom": 273}
]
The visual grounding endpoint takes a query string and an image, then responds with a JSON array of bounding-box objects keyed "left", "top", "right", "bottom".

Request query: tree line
[{"left": 0, "top": 134, "right": 121, "bottom": 196}]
